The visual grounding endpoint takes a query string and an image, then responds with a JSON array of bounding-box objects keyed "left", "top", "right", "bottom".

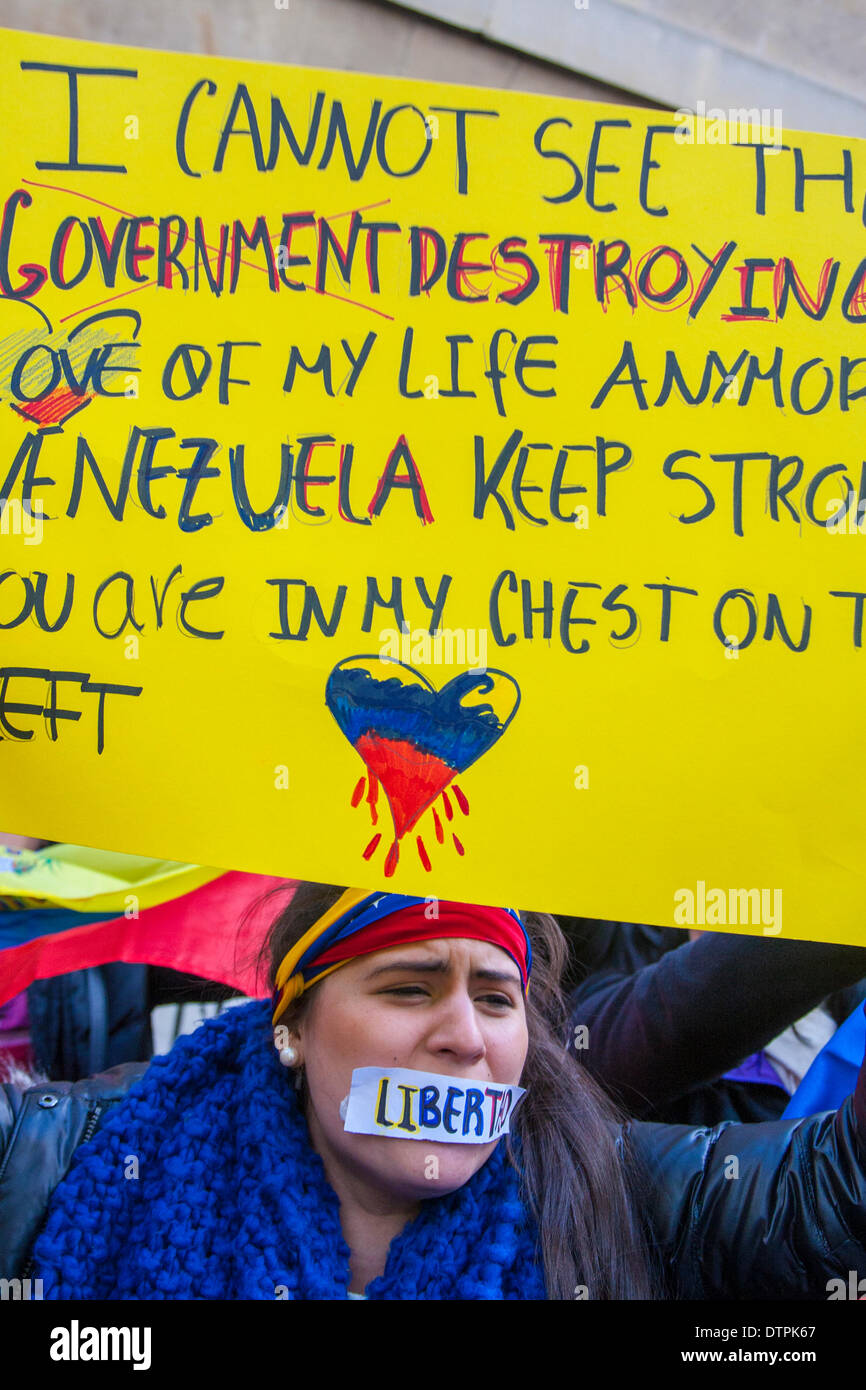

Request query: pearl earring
[{"left": 278, "top": 1044, "right": 298, "bottom": 1067}]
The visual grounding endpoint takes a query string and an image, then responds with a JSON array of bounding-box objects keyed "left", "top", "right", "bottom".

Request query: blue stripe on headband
[
  {"left": 294, "top": 893, "right": 418, "bottom": 983},
  {"left": 293, "top": 893, "right": 530, "bottom": 990}
]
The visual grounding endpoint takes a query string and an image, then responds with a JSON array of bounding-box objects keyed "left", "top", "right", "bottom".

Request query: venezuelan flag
[{"left": 0, "top": 843, "right": 296, "bottom": 1010}]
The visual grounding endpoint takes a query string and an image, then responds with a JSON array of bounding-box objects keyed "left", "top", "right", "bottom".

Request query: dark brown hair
[{"left": 258, "top": 881, "right": 657, "bottom": 1299}]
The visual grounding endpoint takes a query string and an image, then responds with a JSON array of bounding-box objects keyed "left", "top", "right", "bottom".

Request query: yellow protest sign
[{"left": 1, "top": 26, "right": 865, "bottom": 943}]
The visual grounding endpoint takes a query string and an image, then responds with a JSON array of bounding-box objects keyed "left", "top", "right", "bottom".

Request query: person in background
[{"left": 560, "top": 916, "right": 866, "bottom": 1124}]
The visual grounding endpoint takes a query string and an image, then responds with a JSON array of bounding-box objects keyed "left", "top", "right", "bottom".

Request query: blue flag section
[{"left": 783, "top": 1005, "right": 866, "bottom": 1119}]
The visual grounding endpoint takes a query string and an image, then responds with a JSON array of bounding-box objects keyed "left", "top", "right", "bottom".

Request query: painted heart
[{"left": 326, "top": 656, "right": 521, "bottom": 876}]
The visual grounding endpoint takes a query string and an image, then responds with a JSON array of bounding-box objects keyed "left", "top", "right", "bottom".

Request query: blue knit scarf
[{"left": 34, "top": 1000, "right": 546, "bottom": 1299}]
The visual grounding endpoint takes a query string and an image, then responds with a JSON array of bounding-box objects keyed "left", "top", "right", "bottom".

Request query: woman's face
[{"left": 293, "top": 935, "right": 529, "bottom": 1202}]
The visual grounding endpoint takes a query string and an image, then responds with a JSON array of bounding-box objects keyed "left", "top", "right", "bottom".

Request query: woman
[{"left": 12, "top": 884, "right": 866, "bottom": 1299}]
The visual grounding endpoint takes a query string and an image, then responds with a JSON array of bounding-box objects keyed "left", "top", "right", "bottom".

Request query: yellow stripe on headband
[
  {"left": 272, "top": 888, "right": 371, "bottom": 1025},
  {"left": 272, "top": 958, "right": 347, "bottom": 1025}
]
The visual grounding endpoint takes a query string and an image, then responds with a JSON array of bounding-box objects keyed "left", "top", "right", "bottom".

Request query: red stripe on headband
[{"left": 311, "top": 902, "right": 529, "bottom": 990}]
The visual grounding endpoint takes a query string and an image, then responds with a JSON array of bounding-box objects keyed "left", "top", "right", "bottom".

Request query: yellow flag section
[
  {"left": 0, "top": 843, "right": 220, "bottom": 912},
  {"left": 0, "top": 26, "right": 864, "bottom": 944}
]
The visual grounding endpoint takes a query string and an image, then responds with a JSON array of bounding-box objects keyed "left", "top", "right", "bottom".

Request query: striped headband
[{"left": 272, "top": 889, "right": 532, "bottom": 1026}]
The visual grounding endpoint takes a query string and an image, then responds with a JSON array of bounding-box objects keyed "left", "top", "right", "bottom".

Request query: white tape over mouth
[{"left": 341, "top": 1066, "right": 525, "bottom": 1143}]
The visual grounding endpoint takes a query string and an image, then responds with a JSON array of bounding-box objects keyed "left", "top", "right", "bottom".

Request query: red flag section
[{"left": 0, "top": 872, "right": 297, "bottom": 1009}]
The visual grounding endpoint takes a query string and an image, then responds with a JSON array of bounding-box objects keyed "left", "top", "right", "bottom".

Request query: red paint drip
[
  {"left": 432, "top": 806, "right": 444, "bottom": 844},
  {"left": 367, "top": 773, "right": 378, "bottom": 826},
  {"left": 384, "top": 841, "right": 399, "bottom": 877},
  {"left": 416, "top": 835, "right": 432, "bottom": 872},
  {"left": 452, "top": 783, "right": 469, "bottom": 815},
  {"left": 452, "top": 833, "right": 465, "bottom": 857},
  {"left": 362, "top": 833, "right": 381, "bottom": 861},
  {"left": 441, "top": 789, "right": 453, "bottom": 822},
  {"left": 351, "top": 776, "right": 366, "bottom": 808}
]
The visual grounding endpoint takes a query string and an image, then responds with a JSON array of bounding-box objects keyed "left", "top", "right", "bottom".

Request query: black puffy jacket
[{"left": 2, "top": 1059, "right": 866, "bottom": 1298}]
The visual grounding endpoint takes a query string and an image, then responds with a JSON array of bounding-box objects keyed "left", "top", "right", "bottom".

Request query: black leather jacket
[{"left": 2, "top": 1059, "right": 866, "bottom": 1298}]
